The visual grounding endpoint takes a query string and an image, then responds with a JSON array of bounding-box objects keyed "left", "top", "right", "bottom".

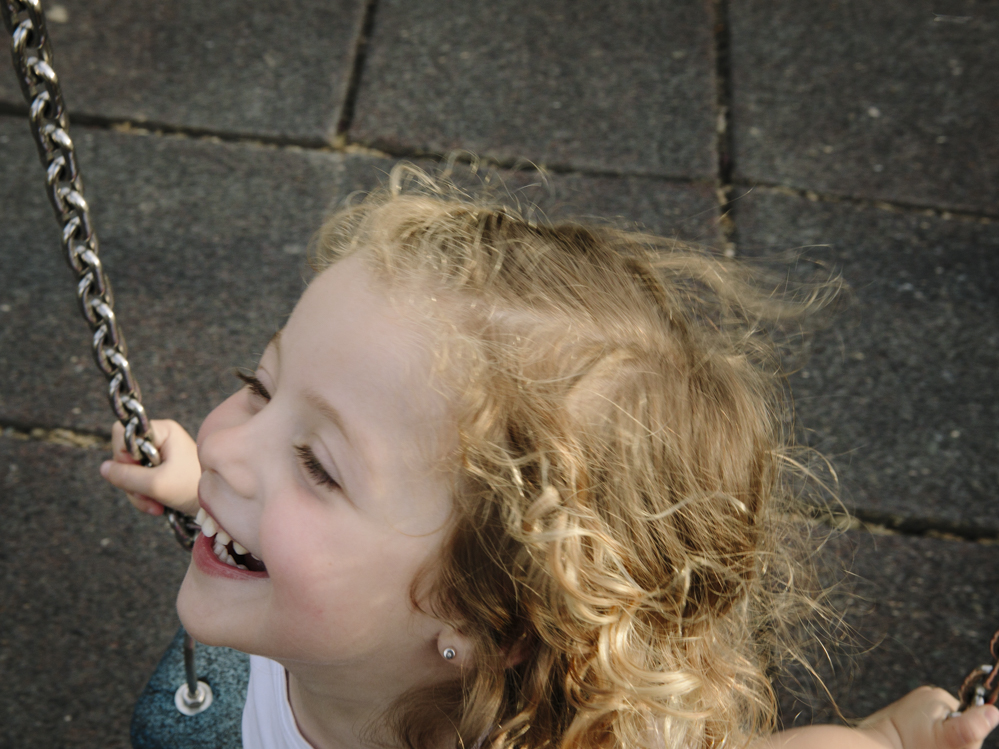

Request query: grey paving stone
[
  {"left": 495, "top": 169, "right": 723, "bottom": 246},
  {"left": 351, "top": 0, "right": 718, "bottom": 178},
  {"left": 728, "top": 0, "right": 999, "bottom": 215},
  {"left": 779, "top": 530, "right": 999, "bottom": 749},
  {"left": 5, "top": 438, "right": 994, "bottom": 746},
  {"left": 0, "top": 437, "right": 190, "bottom": 748},
  {"left": 0, "top": 0, "right": 367, "bottom": 142},
  {"left": 0, "top": 117, "right": 399, "bottom": 439},
  {"left": 736, "top": 190, "right": 999, "bottom": 532},
  {"left": 1, "top": 118, "right": 722, "bottom": 438}
]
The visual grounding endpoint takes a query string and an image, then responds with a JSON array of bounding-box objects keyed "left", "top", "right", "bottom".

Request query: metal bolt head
[{"left": 174, "top": 680, "right": 213, "bottom": 716}]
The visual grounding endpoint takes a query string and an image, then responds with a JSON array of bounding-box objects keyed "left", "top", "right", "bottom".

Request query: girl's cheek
[
  {"left": 260, "top": 515, "right": 342, "bottom": 618},
  {"left": 262, "top": 499, "right": 359, "bottom": 580},
  {"left": 257, "top": 496, "right": 318, "bottom": 578}
]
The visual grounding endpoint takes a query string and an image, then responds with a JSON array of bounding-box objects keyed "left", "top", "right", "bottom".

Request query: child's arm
[
  {"left": 754, "top": 687, "right": 999, "bottom": 749},
  {"left": 100, "top": 419, "right": 201, "bottom": 518}
]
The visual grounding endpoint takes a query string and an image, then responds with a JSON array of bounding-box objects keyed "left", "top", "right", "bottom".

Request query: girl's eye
[
  {"left": 236, "top": 371, "right": 271, "bottom": 401},
  {"left": 295, "top": 445, "right": 341, "bottom": 491}
]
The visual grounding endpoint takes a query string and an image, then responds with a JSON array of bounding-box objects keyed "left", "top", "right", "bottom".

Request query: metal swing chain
[
  {"left": 2, "top": 0, "right": 198, "bottom": 550},
  {"left": 957, "top": 627, "right": 999, "bottom": 712}
]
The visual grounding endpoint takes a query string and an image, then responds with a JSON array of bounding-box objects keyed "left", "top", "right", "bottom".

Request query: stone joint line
[
  {"left": 5, "top": 107, "right": 992, "bottom": 226},
  {"left": 2, "top": 423, "right": 993, "bottom": 545}
]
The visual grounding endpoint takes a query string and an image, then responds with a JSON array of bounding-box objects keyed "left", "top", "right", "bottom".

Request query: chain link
[
  {"left": 2, "top": 0, "right": 198, "bottom": 550},
  {"left": 957, "top": 628, "right": 999, "bottom": 712}
]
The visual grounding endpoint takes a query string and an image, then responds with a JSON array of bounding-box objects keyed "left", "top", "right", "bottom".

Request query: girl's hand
[
  {"left": 100, "top": 419, "right": 201, "bottom": 518},
  {"left": 858, "top": 686, "right": 999, "bottom": 749},
  {"left": 756, "top": 687, "right": 999, "bottom": 749}
]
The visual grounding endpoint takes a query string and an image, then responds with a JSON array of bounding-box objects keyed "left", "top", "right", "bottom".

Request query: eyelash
[
  {"left": 235, "top": 372, "right": 340, "bottom": 491},
  {"left": 295, "top": 446, "right": 341, "bottom": 490},
  {"left": 235, "top": 370, "right": 271, "bottom": 401}
]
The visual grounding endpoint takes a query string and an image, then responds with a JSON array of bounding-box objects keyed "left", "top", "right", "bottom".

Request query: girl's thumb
[{"left": 943, "top": 705, "right": 999, "bottom": 748}]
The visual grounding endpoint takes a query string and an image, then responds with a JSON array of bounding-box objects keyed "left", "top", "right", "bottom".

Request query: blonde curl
[{"left": 311, "top": 163, "right": 846, "bottom": 749}]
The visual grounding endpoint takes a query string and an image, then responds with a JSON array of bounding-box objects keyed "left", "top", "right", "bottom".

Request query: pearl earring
[{"left": 442, "top": 647, "right": 456, "bottom": 660}]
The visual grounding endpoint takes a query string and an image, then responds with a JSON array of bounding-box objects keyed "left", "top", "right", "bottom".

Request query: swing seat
[{"left": 131, "top": 627, "right": 249, "bottom": 749}]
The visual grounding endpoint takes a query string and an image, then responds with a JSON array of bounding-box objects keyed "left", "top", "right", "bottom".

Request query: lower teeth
[
  {"left": 212, "top": 539, "right": 252, "bottom": 571},
  {"left": 199, "top": 518, "right": 266, "bottom": 572}
]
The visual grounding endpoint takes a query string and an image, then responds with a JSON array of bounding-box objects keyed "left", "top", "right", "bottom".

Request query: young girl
[{"left": 101, "top": 166, "right": 998, "bottom": 749}]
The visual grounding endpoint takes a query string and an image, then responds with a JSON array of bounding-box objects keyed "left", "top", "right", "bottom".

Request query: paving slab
[
  {"left": 351, "top": 0, "right": 718, "bottom": 178},
  {"left": 728, "top": 0, "right": 999, "bottom": 215},
  {"left": 1, "top": 118, "right": 722, "bottom": 438},
  {"left": 0, "top": 436, "right": 190, "bottom": 748},
  {"left": 0, "top": 117, "right": 399, "bottom": 439},
  {"left": 778, "top": 530, "right": 999, "bottom": 749},
  {"left": 492, "top": 169, "right": 723, "bottom": 246},
  {"left": 0, "top": 0, "right": 367, "bottom": 142},
  {"left": 4, "top": 438, "right": 995, "bottom": 746},
  {"left": 736, "top": 190, "right": 999, "bottom": 532}
]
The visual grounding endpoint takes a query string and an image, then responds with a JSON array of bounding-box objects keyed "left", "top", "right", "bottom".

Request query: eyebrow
[
  {"left": 304, "top": 390, "right": 358, "bottom": 452},
  {"left": 268, "top": 329, "right": 282, "bottom": 356},
  {"left": 269, "top": 329, "right": 362, "bottom": 462}
]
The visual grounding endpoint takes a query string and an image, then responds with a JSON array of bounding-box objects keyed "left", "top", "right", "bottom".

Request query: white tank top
[
  {"left": 242, "top": 655, "right": 314, "bottom": 749},
  {"left": 241, "top": 656, "right": 494, "bottom": 749}
]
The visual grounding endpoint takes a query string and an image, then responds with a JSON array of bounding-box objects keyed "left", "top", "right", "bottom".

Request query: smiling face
[{"left": 177, "top": 253, "right": 457, "bottom": 670}]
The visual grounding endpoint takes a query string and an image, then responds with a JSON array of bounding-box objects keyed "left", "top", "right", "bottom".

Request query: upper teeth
[
  {"left": 195, "top": 507, "right": 260, "bottom": 570},
  {"left": 197, "top": 509, "right": 217, "bottom": 537}
]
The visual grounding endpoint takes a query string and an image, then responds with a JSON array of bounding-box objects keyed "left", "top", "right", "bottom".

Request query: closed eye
[
  {"left": 235, "top": 370, "right": 271, "bottom": 401},
  {"left": 295, "top": 445, "right": 341, "bottom": 490}
]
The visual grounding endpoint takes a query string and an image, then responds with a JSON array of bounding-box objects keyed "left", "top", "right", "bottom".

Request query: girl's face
[{"left": 177, "top": 254, "right": 456, "bottom": 670}]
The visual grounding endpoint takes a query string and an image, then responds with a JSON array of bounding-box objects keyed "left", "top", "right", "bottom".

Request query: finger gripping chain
[
  {"left": 957, "top": 628, "right": 999, "bottom": 711},
  {"left": 2, "top": 0, "right": 197, "bottom": 550}
]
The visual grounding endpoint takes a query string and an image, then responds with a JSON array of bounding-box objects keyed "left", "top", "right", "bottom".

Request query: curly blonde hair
[{"left": 311, "top": 165, "right": 842, "bottom": 749}]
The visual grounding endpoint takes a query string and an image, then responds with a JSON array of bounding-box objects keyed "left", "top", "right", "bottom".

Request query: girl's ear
[
  {"left": 504, "top": 632, "right": 532, "bottom": 668},
  {"left": 436, "top": 627, "right": 474, "bottom": 668}
]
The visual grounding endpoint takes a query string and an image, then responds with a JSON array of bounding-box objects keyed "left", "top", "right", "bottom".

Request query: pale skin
[{"left": 102, "top": 255, "right": 999, "bottom": 749}]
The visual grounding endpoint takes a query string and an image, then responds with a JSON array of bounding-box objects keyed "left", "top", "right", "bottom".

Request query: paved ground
[{"left": 1, "top": 1, "right": 996, "bottom": 746}]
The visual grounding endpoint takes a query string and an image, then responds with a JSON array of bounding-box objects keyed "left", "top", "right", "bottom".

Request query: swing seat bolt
[{"left": 174, "top": 680, "right": 213, "bottom": 716}]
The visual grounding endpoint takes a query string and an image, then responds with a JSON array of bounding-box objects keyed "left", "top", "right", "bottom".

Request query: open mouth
[{"left": 195, "top": 508, "right": 267, "bottom": 573}]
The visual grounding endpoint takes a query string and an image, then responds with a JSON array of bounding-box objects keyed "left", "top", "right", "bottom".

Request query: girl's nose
[{"left": 196, "top": 392, "right": 263, "bottom": 500}]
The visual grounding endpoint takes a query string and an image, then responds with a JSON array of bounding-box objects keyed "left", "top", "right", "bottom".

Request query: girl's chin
[{"left": 176, "top": 565, "right": 256, "bottom": 650}]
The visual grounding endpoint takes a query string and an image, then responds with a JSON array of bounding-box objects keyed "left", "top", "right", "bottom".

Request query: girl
[{"left": 101, "top": 165, "right": 998, "bottom": 749}]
